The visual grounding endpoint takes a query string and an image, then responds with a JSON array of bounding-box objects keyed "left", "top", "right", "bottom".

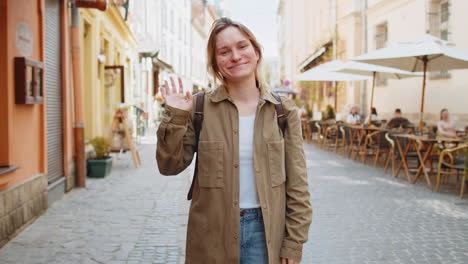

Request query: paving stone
[{"left": 0, "top": 130, "right": 467, "bottom": 263}]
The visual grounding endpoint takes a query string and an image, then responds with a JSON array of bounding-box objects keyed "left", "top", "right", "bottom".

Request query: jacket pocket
[
  {"left": 197, "top": 141, "right": 224, "bottom": 188},
  {"left": 267, "top": 140, "right": 286, "bottom": 187}
]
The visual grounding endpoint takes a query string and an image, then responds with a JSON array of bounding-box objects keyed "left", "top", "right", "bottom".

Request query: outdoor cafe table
[
  {"left": 392, "top": 134, "right": 467, "bottom": 188},
  {"left": 343, "top": 124, "right": 388, "bottom": 159}
]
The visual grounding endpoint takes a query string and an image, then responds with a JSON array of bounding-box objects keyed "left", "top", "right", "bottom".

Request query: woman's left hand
[{"left": 281, "top": 258, "right": 299, "bottom": 264}]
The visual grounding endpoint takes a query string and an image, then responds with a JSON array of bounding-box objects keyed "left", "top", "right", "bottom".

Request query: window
[
  {"left": 441, "top": 2, "right": 449, "bottom": 23},
  {"left": 439, "top": 1, "right": 450, "bottom": 40},
  {"left": 376, "top": 75, "right": 388, "bottom": 86},
  {"left": 441, "top": 29, "right": 449, "bottom": 40},
  {"left": 375, "top": 22, "right": 388, "bottom": 85},
  {"left": 375, "top": 22, "right": 388, "bottom": 49},
  {"left": 430, "top": 1, "right": 451, "bottom": 79}
]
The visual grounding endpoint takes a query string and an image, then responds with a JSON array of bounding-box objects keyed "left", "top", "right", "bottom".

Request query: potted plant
[
  {"left": 325, "top": 104, "right": 335, "bottom": 120},
  {"left": 87, "top": 137, "right": 113, "bottom": 178}
]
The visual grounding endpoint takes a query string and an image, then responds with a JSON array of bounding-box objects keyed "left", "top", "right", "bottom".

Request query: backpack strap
[
  {"left": 187, "top": 92, "right": 205, "bottom": 200},
  {"left": 271, "top": 92, "right": 287, "bottom": 136},
  {"left": 193, "top": 92, "right": 205, "bottom": 149}
]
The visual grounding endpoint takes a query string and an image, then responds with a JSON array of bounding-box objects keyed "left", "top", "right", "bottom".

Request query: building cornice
[{"left": 106, "top": 5, "right": 137, "bottom": 47}]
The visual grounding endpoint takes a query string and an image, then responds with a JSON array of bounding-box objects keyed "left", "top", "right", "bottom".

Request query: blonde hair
[{"left": 206, "top": 17, "right": 267, "bottom": 89}]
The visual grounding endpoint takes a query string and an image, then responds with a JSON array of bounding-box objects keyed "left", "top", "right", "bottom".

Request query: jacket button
[
  {"left": 233, "top": 129, "right": 238, "bottom": 134},
  {"left": 234, "top": 164, "right": 238, "bottom": 168},
  {"left": 262, "top": 205, "right": 267, "bottom": 210}
]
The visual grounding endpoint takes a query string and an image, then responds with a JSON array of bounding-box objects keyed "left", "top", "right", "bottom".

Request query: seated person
[
  {"left": 365, "top": 107, "right": 380, "bottom": 124},
  {"left": 346, "top": 106, "right": 361, "bottom": 124},
  {"left": 386, "top": 108, "right": 410, "bottom": 129},
  {"left": 437, "top": 108, "right": 457, "bottom": 137}
]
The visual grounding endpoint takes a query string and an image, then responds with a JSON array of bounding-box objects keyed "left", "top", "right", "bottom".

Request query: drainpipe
[
  {"left": 360, "top": 0, "right": 368, "bottom": 117},
  {"left": 333, "top": 0, "right": 338, "bottom": 113},
  {"left": 70, "top": 2, "right": 86, "bottom": 188}
]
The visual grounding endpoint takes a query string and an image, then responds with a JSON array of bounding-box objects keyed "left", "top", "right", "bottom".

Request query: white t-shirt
[
  {"left": 347, "top": 114, "right": 360, "bottom": 124},
  {"left": 365, "top": 114, "right": 380, "bottom": 123},
  {"left": 238, "top": 114, "right": 260, "bottom": 209}
]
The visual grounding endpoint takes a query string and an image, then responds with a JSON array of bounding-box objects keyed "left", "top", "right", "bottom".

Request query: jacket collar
[{"left": 209, "top": 85, "right": 279, "bottom": 104}]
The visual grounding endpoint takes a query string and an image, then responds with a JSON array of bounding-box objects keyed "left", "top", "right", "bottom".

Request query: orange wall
[
  {"left": 0, "top": 0, "right": 9, "bottom": 166},
  {"left": 5, "top": 0, "right": 46, "bottom": 186},
  {"left": 2, "top": 0, "right": 75, "bottom": 188}
]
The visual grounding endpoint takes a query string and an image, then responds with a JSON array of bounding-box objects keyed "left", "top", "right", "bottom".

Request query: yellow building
[{"left": 79, "top": 3, "right": 137, "bottom": 140}]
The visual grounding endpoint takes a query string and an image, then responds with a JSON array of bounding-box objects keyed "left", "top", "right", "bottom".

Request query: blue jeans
[{"left": 240, "top": 208, "right": 268, "bottom": 264}]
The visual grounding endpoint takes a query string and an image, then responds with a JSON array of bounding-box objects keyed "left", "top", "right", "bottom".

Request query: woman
[
  {"left": 346, "top": 106, "right": 361, "bottom": 124},
  {"left": 156, "top": 18, "right": 312, "bottom": 264},
  {"left": 364, "top": 107, "right": 380, "bottom": 124},
  {"left": 437, "top": 108, "right": 457, "bottom": 137}
]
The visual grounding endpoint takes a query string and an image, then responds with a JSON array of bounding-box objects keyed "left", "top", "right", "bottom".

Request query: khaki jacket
[{"left": 156, "top": 86, "right": 312, "bottom": 264}]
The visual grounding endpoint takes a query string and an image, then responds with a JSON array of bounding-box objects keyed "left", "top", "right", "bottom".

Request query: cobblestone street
[{"left": 0, "top": 134, "right": 467, "bottom": 264}]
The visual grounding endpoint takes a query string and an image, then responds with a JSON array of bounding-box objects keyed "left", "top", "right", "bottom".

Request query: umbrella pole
[
  {"left": 369, "top": 71, "right": 376, "bottom": 125},
  {"left": 334, "top": 81, "right": 338, "bottom": 113},
  {"left": 419, "top": 57, "right": 428, "bottom": 132}
]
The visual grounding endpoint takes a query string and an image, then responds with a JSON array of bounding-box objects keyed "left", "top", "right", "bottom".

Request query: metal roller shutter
[{"left": 45, "top": 0, "right": 63, "bottom": 184}]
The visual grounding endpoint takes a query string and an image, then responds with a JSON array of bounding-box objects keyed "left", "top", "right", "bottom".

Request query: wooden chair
[
  {"left": 436, "top": 143, "right": 468, "bottom": 197},
  {"left": 314, "top": 122, "right": 323, "bottom": 146},
  {"left": 384, "top": 133, "right": 396, "bottom": 175},
  {"left": 373, "top": 131, "right": 392, "bottom": 168},
  {"left": 336, "top": 126, "right": 347, "bottom": 154},
  {"left": 344, "top": 126, "right": 360, "bottom": 159},
  {"left": 361, "top": 131, "right": 382, "bottom": 165},
  {"left": 323, "top": 125, "right": 339, "bottom": 150},
  {"left": 301, "top": 119, "right": 312, "bottom": 142}
]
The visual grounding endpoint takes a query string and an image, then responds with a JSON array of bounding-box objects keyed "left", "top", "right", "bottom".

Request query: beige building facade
[{"left": 278, "top": 0, "right": 468, "bottom": 127}]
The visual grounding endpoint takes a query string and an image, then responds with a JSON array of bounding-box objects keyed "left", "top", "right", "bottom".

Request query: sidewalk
[
  {"left": 302, "top": 144, "right": 468, "bottom": 264},
  {"left": 0, "top": 134, "right": 467, "bottom": 263},
  {"left": 0, "top": 130, "right": 191, "bottom": 264}
]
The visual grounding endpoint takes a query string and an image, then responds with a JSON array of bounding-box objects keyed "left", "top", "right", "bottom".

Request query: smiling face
[{"left": 214, "top": 26, "right": 259, "bottom": 83}]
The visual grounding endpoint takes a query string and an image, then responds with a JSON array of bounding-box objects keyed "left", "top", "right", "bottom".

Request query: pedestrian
[{"left": 156, "top": 17, "right": 312, "bottom": 264}]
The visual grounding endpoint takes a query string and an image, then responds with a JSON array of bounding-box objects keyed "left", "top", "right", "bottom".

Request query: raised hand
[{"left": 160, "top": 76, "right": 193, "bottom": 112}]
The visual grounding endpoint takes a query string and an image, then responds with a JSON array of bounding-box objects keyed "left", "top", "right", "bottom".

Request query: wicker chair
[
  {"left": 436, "top": 143, "right": 468, "bottom": 198},
  {"left": 361, "top": 131, "right": 387, "bottom": 166},
  {"left": 336, "top": 126, "right": 347, "bottom": 154},
  {"left": 314, "top": 122, "right": 323, "bottom": 146},
  {"left": 384, "top": 133, "right": 396, "bottom": 175},
  {"left": 323, "top": 125, "right": 340, "bottom": 151}
]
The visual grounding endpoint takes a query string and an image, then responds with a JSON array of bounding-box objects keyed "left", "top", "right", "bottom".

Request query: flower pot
[{"left": 87, "top": 156, "right": 113, "bottom": 178}]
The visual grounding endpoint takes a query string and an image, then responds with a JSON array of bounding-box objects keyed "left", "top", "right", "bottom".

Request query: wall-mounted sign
[{"left": 16, "top": 22, "right": 33, "bottom": 57}]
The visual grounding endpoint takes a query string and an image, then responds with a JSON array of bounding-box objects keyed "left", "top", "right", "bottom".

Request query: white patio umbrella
[
  {"left": 353, "top": 34, "right": 468, "bottom": 130},
  {"left": 297, "top": 61, "right": 370, "bottom": 111},
  {"left": 335, "top": 60, "right": 422, "bottom": 124}
]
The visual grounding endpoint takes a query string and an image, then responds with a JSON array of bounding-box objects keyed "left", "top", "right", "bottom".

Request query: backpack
[{"left": 187, "top": 91, "right": 287, "bottom": 200}]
